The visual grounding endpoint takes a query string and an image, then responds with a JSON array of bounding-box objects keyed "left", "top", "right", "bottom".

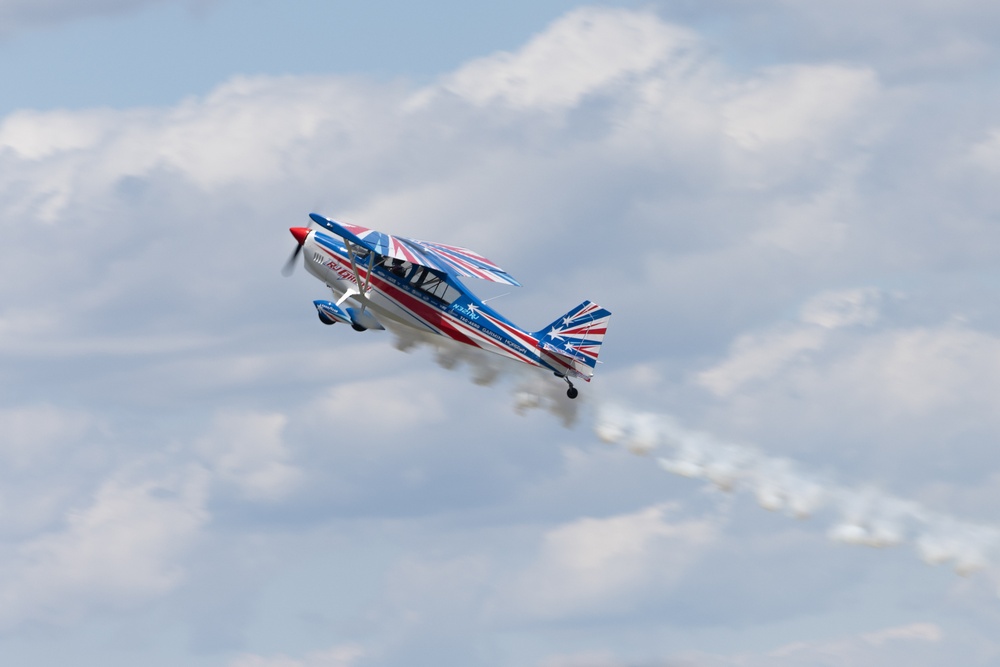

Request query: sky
[{"left": 4, "top": 0, "right": 1000, "bottom": 665}]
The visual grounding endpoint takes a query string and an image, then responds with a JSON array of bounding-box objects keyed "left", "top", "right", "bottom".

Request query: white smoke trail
[
  {"left": 594, "top": 402, "right": 1000, "bottom": 584},
  {"left": 390, "top": 326, "right": 582, "bottom": 426},
  {"left": 390, "top": 327, "right": 1000, "bottom": 587}
]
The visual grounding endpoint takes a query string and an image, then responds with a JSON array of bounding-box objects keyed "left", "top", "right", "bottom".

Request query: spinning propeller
[{"left": 281, "top": 226, "right": 312, "bottom": 276}]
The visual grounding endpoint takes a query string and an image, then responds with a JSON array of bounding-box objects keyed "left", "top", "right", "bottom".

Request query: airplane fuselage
[{"left": 301, "top": 229, "right": 579, "bottom": 378}]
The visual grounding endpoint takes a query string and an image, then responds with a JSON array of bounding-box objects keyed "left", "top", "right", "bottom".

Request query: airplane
[{"left": 283, "top": 213, "right": 611, "bottom": 399}]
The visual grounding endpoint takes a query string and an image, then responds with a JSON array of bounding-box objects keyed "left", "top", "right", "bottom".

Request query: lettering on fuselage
[
  {"left": 322, "top": 257, "right": 374, "bottom": 297},
  {"left": 325, "top": 261, "right": 356, "bottom": 284},
  {"left": 449, "top": 307, "right": 531, "bottom": 358},
  {"left": 450, "top": 303, "right": 479, "bottom": 321}
]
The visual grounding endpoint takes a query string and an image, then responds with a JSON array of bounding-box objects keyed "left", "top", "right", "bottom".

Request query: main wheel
[
  {"left": 318, "top": 312, "right": 335, "bottom": 325},
  {"left": 351, "top": 323, "right": 366, "bottom": 332},
  {"left": 567, "top": 387, "right": 579, "bottom": 399}
]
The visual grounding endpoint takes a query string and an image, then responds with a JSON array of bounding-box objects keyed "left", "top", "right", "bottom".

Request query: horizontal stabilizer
[{"left": 540, "top": 339, "right": 590, "bottom": 364}]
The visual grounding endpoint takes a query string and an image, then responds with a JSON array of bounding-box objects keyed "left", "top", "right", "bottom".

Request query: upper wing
[
  {"left": 309, "top": 213, "right": 520, "bottom": 286},
  {"left": 309, "top": 213, "right": 424, "bottom": 263},
  {"left": 402, "top": 238, "right": 520, "bottom": 286}
]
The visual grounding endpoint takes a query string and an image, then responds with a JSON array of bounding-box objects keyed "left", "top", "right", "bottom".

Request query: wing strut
[{"left": 343, "top": 240, "right": 376, "bottom": 313}]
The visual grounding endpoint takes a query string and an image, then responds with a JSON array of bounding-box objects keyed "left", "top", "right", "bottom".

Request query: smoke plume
[
  {"left": 594, "top": 402, "right": 1000, "bottom": 584},
  {"left": 393, "top": 328, "right": 1000, "bottom": 589}
]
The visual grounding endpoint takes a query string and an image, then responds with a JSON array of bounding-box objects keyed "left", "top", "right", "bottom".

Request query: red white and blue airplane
[{"left": 284, "top": 213, "right": 611, "bottom": 398}]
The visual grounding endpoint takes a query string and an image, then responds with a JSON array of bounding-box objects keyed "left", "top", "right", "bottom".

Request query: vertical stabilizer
[{"left": 534, "top": 300, "right": 611, "bottom": 379}]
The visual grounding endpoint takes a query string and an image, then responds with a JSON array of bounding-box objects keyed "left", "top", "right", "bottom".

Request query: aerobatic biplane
[{"left": 283, "top": 214, "right": 611, "bottom": 398}]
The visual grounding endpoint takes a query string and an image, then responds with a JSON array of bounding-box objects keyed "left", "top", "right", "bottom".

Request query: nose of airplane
[{"left": 290, "top": 227, "right": 310, "bottom": 245}]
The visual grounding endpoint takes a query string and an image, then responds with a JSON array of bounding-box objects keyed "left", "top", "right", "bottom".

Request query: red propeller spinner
[{"left": 282, "top": 227, "right": 312, "bottom": 276}]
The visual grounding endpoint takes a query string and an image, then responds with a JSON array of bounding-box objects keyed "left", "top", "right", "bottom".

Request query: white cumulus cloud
[
  {"left": 0, "top": 462, "right": 209, "bottom": 627},
  {"left": 494, "top": 504, "right": 717, "bottom": 620}
]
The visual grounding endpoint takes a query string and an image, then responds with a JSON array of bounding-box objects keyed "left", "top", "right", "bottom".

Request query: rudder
[{"left": 534, "top": 300, "right": 612, "bottom": 377}]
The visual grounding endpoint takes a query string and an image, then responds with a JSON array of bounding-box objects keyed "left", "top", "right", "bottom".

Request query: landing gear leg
[{"left": 563, "top": 376, "right": 578, "bottom": 400}]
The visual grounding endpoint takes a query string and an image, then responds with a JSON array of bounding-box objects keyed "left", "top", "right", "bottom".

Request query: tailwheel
[{"left": 560, "top": 374, "right": 578, "bottom": 400}]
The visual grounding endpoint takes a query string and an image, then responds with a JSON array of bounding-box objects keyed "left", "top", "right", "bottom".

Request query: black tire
[
  {"left": 567, "top": 387, "right": 579, "bottom": 399},
  {"left": 351, "top": 323, "right": 366, "bottom": 332},
  {"left": 318, "top": 313, "right": 335, "bottom": 325}
]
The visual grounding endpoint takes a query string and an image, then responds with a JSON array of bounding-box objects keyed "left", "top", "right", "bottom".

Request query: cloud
[
  {"left": 533, "top": 621, "right": 974, "bottom": 667},
  {"left": 799, "top": 288, "right": 882, "bottom": 329},
  {"left": 423, "top": 8, "right": 700, "bottom": 112},
  {"left": 673, "top": 281, "right": 1000, "bottom": 493},
  {"left": 0, "top": 5, "right": 889, "bottom": 362},
  {"left": 694, "top": 308, "right": 1000, "bottom": 473},
  {"left": 596, "top": 382, "right": 1000, "bottom": 587},
  {"left": 722, "top": 64, "right": 879, "bottom": 153},
  {"left": 0, "top": 461, "right": 209, "bottom": 627},
  {"left": 0, "top": 403, "right": 96, "bottom": 470},
  {"left": 696, "top": 326, "right": 828, "bottom": 398},
  {"left": 0, "top": 75, "right": 396, "bottom": 220},
  {"left": 196, "top": 410, "right": 302, "bottom": 502},
  {"left": 534, "top": 653, "right": 626, "bottom": 667},
  {"left": 229, "top": 645, "right": 364, "bottom": 667},
  {"left": 692, "top": 622, "right": 950, "bottom": 667},
  {"left": 696, "top": 288, "right": 882, "bottom": 397},
  {"left": 660, "top": 0, "right": 1000, "bottom": 78},
  {"left": 0, "top": 404, "right": 108, "bottom": 540},
  {"left": 306, "top": 374, "right": 448, "bottom": 436},
  {"left": 493, "top": 504, "right": 717, "bottom": 620},
  {"left": 5, "top": 3, "right": 1000, "bottom": 666}
]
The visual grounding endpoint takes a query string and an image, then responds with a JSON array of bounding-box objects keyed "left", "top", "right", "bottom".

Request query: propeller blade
[
  {"left": 281, "top": 226, "right": 313, "bottom": 277},
  {"left": 281, "top": 243, "right": 303, "bottom": 276}
]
